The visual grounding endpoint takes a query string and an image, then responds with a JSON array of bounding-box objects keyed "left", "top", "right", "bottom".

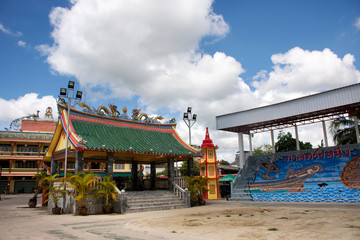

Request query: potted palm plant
[
  {"left": 185, "top": 176, "right": 208, "bottom": 206},
  {"left": 43, "top": 174, "right": 67, "bottom": 214},
  {"left": 28, "top": 172, "right": 47, "bottom": 208},
  {"left": 66, "top": 171, "right": 99, "bottom": 215},
  {"left": 95, "top": 175, "right": 118, "bottom": 213}
]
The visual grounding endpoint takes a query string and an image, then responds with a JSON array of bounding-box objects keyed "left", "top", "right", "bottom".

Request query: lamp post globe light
[
  {"left": 59, "top": 81, "right": 82, "bottom": 211},
  {"left": 183, "top": 107, "right": 197, "bottom": 146}
]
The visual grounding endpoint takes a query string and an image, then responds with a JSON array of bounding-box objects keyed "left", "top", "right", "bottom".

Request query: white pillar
[
  {"left": 249, "top": 133, "right": 253, "bottom": 156},
  {"left": 271, "top": 130, "right": 275, "bottom": 153},
  {"left": 322, "top": 120, "right": 329, "bottom": 147},
  {"left": 295, "top": 125, "right": 300, "bottom": 150},
  {"left": 354, "top": 115, "right": 360, "bottom": 144},
  {"left": 238, "top": 132, "right": 245, "bottom": 168}
]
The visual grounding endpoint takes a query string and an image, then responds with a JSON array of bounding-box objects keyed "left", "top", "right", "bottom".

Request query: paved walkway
[{"left": 0, "top": 193, "right": 359, "bottom": 240}]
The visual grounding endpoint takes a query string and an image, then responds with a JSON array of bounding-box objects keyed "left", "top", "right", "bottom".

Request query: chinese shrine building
[{"left": 44, "top": 102, "right": 198, "bottom": 191}]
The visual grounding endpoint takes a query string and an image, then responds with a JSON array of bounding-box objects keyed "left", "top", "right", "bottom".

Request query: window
[
  {"left": 0, "top": 144, "right": 11, "bottom": 152},
  {"left": 16, "top": 145, "right": 38, "bottom": 155},
  {"left": 115, "top": 164, "right": 125, "bottom": 170},
  {"left": 15, "top": 161, "right": 38, "bottom": 168}
]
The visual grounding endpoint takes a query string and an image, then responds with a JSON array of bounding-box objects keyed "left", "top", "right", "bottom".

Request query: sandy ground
[
  {"left": 1, "top": 194, "right": 359, "bottom": 240},
  {"left": 130, "top": 200, "right": 360, "bottom": 240}
]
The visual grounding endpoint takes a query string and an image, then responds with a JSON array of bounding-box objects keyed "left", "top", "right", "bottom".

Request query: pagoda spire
[{"left": 199, "top": 127, "right": 220, "bottom": 199}]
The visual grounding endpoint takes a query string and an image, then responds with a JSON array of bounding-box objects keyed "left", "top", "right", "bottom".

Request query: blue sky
[{"left": 1, "top": 0, "right": 360, "bottom": 161}]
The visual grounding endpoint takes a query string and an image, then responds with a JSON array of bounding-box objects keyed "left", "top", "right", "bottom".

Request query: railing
[
  {"left": 174, "top": 176, "right": 186, "bottom": 188},
  {"left": 172, "top": 180, "right": 191, "bottom": 207},
  {"left": 232, "top": 168, "right": 242, "bottom": 187},
  {"left": 0, "top": 151, "right": 47, "bottom": 156},
  {"left": 1, "top": 168, "right": 42, "bottom": 173},
  {"left": 0, "top": 151, "right": 11, "bottom": 156}
]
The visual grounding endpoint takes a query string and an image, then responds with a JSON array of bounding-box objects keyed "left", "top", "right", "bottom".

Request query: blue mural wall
[{"left": 232, "top": 144, "right": 360, "bottom": 203}]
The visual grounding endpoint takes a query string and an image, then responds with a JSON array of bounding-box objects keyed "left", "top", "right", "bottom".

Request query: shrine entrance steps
[{"left": 125, "top": 190, "right": 188, "bottom": 213}]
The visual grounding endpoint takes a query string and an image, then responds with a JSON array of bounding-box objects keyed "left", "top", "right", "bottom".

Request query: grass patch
[
  {"left": 225, "top": 215, "right": 231, "bottom": 217},
  {"left": 186, "top": 219, "right": 198, "bottom": 222},
  {"left": 171, "top": 231, "right": 176, "bottom": 233},
  {"left": 277, "top": 217, "right": 288, "bottom": 220},
  {"left": 346, "top": 225, "right": 360, "bottom": 229},
  {"left": 238, "top": 214, "right": 243, "bottom": 216},
  {"left": 207, "top": 217, "right": 211, "bottom": 219},
  {"left": 268, "top": 228, "right": 278, "bottom": 231}
]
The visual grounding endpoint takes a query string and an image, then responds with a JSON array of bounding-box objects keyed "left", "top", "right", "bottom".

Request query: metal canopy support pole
[
  {"left": 295, "top": 125, "right": 300, "bottom": 151},
  {"left": 322, "top": 120, "right": 329, "bottom": 147},
  {"left": 354, "top": 115, "right": 360, "bottom": 144},
  {"left": 238, "top": 132, "right": 245, "bottom": 169},
  {"left": 249, "top": 133, "right": 253, "bottom": 156},
  {"left": 271, "top": 130, "right": 275, "bottom": 153}
]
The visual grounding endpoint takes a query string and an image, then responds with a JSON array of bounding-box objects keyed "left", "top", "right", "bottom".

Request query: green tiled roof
[
  {"left": 72, "top": 120, "right": 196, "bottom": 157},
  {"left": 0, "top": 131, "right": 54, "bottom": 140}
]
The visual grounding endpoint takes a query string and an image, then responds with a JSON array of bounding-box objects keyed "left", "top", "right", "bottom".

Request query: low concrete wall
[{"left": 48, "top": 191, "right": 124, "bottom": 215}]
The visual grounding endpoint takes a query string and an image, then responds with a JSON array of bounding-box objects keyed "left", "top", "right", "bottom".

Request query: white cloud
[
  {"left": 0, "top": 94, "right": 58, "bottom": 130},
  {"left": 17, "top": 40, "right": 26, "bottom": 48},
  {"left": 36, "top": 0, "right": 360, "bottom": 162},
  {"left": 0, "top": 23, "right": 22, "bottom": 37},
  {"left": 355, "top": 17, "right": 360, "bottom": 30},
  {"left": 253, "top": 47, "right": 360, "bottom": 104}
]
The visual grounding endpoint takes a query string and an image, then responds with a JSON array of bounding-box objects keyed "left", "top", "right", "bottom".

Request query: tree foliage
[
  {"left": 43, "top": 174, "right": 67, "bottom": 208},
  {"left": 330, "top": 113, "right": 360, "bottom": 145},
  {"left": 185, "top": 176, "right": 208, "bottom": 205},
  {"left": 219, "top": 160, "right": 230, "bottom": 165},
  {"left": 275, "top": 131, "right": 312, "bottom": 152},
  {"left": 65, "top": 171, "right": 100, "bottom": 208},
  {"left": 95, "top": 175, "right": 118, "bottom": 207},
  {"left": 253, "top": 143, "right": 273, "bottom": 155},
  {"left": 180, "top": 160, "right": 200, "bottom": 176}
]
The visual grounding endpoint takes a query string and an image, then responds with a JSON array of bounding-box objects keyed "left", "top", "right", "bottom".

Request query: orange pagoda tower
[{"left": 199, "top": 128, "right": 220, "bottom": 199}]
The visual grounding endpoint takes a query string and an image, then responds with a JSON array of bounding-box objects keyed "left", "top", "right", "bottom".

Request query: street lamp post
[
  {"left": 183, "top": 107, "right": 197, "bottom": 146},
  {"left": 59, "top": 81, "right": 82, "bottom": 211}
]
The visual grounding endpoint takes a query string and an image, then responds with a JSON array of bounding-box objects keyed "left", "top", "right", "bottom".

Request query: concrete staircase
[{"left": 125, "top": 190, "right": 188, "bottom": 213}]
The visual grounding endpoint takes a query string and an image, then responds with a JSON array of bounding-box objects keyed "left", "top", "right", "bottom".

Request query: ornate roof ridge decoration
[{"left": 57, "top": 99, "right": 176, "bottom": 125}]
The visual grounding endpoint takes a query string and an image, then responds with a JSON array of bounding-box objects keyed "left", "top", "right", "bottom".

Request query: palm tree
[
  {"left": 185, "top": 176, "right": 208, "bottom": 206},
  {"left": 43, "top": 174, "right": 67, "bottom": 209},
  {"left": 66, "top": 171, "right": 100, "bottom": 210},
  {"left": 330, "top": 112, "right": 360, "bottom": 145},
  {"left": 95, "top": 175, "right": 118, "bottom": 209}
]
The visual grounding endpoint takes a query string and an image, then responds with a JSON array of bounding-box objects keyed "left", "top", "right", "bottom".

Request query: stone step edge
[
  {"left": 126, "top": 205, "right": 187, "bottom": 212},
  {"left": 127, "top": 202, "right": 185, "bottom": 207},
  {"left": 127, "top": 197, "right": 182, "bottom": 202}
]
